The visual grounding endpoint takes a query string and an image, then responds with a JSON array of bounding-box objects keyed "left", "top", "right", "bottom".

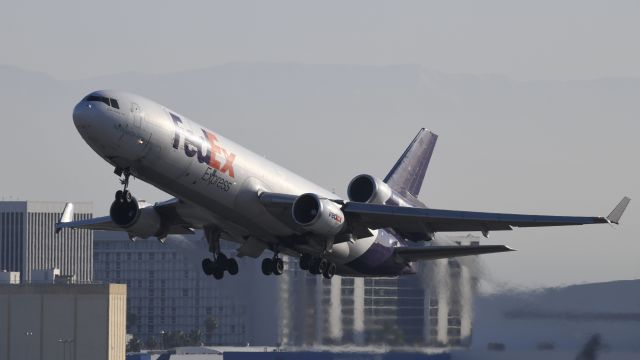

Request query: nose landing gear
[{"left": 114, "top": 168, "right": 134, "bottom": 203}]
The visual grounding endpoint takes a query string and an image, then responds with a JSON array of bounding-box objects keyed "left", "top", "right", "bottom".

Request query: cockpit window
[{"left": 86, "top": 95, "right": 120, "bottom": 109}]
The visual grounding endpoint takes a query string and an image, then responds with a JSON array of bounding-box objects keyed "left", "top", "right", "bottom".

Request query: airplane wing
[
  {"left": 342, "top": 197, "right": 630, "bottom": 236},
  {"left": 55, "top": 200, "right": 195, "bottom": 236},
  {"left": 260, "top": 192, "right": 629, "bottom": 239},
  {"left": 394, "top": 244, "right": 514, "bottom": 262}
]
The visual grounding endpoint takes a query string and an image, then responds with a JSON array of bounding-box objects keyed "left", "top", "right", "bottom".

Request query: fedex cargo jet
[{"left": 57, "top": 90, "right": 630, "bottom": 280}]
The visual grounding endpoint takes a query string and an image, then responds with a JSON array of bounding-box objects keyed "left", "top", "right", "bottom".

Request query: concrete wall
[{"left": 0, "top": 283, "right": 126, "bottom": 360}]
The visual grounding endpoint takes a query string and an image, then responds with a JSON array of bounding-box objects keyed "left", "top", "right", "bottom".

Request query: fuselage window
[
  {"left": 86, "top": 95, "right": 110, "bottom": 106},
  {"left": 86, "top": 95, "right": 121, "bottom": 109}
]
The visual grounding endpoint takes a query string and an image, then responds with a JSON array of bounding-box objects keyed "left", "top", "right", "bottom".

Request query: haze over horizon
[{"left": 1, "top": 1, "right": 638, "bottom": 292}]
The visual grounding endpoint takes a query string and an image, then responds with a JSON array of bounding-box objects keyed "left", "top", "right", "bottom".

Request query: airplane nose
[{"left": 72, "top": 100, "right": 92, "bottom": 128}]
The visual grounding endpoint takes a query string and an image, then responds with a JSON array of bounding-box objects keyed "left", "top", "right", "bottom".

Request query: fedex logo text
[
  {"left": 329, "top": 212, "right": 343, "bottom": 224},
  {"left": 171, "top": 114, "right": 236, "bottom": 178}
]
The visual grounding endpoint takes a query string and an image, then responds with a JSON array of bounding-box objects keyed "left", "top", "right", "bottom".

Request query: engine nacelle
[
  {"left": 109, "top": 196, "right": 162, "bottom": 239},
  {"left": 347, "top": 174, "right": 393, "bottom": 204},
  {"left": 292, "top": 193, "right": 345, "bottom": 236}
]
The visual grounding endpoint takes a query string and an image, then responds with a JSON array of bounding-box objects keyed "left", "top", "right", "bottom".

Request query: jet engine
[
  {"left": 109, "top": 195, "right": 162, "bottom": 239},
  {"left": 292, "top": 193, "right": 345, "bottom": 236},
  {"left": 347, "top": 174, "right": 393, "bottom": 204},
  {"left": 347, "top": 174, "right": 421, "bottom": 207}
]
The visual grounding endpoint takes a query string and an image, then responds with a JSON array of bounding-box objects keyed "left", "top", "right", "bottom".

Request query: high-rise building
[
  {"left": 93, "top": 231, "right": 274, "bottom": 346},
  {"left": 94, "top": 228, "right": 477, "bottom": 348},
  {"left": 276, "top": 244, "right": 478, "bottom": 347},
  {"left": 0, "top": 201, "right": 93, "bottom": 283}
]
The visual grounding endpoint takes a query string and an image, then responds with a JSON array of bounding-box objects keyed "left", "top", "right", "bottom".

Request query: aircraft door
[
  {"left": 131, "top": 103, "right": 142, "bottom": 127},
  {"left": 128, "top": 103, "right": 152, "bottom": 157}
]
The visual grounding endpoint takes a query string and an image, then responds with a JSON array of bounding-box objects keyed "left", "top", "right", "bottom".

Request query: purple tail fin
[{"left": 384, "top": 128, "right": 438, "bottom": 198}]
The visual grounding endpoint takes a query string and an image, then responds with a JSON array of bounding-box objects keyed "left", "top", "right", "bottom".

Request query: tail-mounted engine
[
  {"left": 110, "top": 194, "right": 162, "bottom": 239},
  {"left": 292, "top": 193, "right": 345, "bottom": 236},
  {"left": 347, "top": 174, "right": 418, "bottom": 207}
]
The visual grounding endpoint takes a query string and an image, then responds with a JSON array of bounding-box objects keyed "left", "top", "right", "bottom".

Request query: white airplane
[{"left": 57, "top": 90, "right": 630, "bottom": 279}]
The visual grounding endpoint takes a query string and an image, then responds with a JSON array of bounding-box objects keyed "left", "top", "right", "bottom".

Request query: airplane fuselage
[{"left": 73, "top": 90, "right": 413, "bottom": 276}]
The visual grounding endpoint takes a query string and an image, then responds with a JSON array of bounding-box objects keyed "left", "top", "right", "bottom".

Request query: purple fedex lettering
[
  {"left": 171, "top": 113, "right": 183, "bottom": 149},
  {"left": 172, "top": 113, "right": 236, "bottom": 178}
]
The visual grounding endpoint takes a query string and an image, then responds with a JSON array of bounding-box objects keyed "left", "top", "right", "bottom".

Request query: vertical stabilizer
[{"left": 384, "top": 128, "right": 438, "bottom": 198}]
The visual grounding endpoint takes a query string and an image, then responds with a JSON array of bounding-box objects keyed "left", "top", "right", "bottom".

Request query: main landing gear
[
  {"left": 202, "top": 253, "right": 238, "bottom": 280},
  {"left": 299, "top": 253, "right": 336, "bottom": 279},
  {"left": 261, "top": 254, "right": 284, "bottom": 276},
  {"left": 201, "top": 226, "right": 239, "bottom": 280}
]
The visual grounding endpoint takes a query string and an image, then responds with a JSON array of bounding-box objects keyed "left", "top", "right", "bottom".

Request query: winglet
[
  {"left": 55, "top": 202, "right": 74, "bottom": 234},
  {"left": 606, "top": 197, "right": 630, "bottom": 224}
]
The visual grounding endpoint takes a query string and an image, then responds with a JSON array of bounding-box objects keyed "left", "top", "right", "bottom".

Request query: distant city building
[
  {"left": 93, "top": 231, "right": 270, "bottom": 346},
  {"left": 0, "top": 282, "right": 126, "bottom": 360},
  {"left": 0, "top": 201, "right": 93, "bottom": 283},
  {"left": 94, "top": 229, "right": 477, "bottom": 348},
  {"left": 0, "top": 270, "right": 19, "bottom": 284},
  {"left": 277, "top": 243, "right": 478, "bottom": 347}
]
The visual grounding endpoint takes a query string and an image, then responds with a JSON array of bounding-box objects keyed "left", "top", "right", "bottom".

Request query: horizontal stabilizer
[
  {"left": 54, "top": 198, "right": 199, "bottom": 236},
  {"left": 395, "top": 244, "right": 514, "bottom": 262},
  {"left": 606, "top": 197, "right": 631, "bottom": 224}
]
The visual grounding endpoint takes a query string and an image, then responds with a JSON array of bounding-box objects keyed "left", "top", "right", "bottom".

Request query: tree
[
  {"left": 188, "top": 328, "right": 203, "bottom": 346},
  {"left": 163, "top": 330, "right": 189, "bottom": 349},
  {"left": 126, "top": 336, "right": 142, "bottom": 353},
  {"left": 204, "top": 316, "right": 218, "bottom": 344},
  {"left": 145, "top": 336, "right": 158, "bottom": 350}
]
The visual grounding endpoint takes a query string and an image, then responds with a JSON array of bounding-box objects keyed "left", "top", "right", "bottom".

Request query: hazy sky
[
  {"left": 3, "top": 1, "right": 640, "bottom": 81},
  {"left": 1, "top": 1, "right": 638, "bottom": 292}
]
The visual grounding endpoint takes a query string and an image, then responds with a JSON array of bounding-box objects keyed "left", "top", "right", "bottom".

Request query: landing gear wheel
[
  {"left": 202, "top": 258, "right": 214, "bottom": 275},
  {"left": 212, "top": 269, "right": 224, "bottom": 280},
  {"left": 227, "top": 258, "right": 239, "bottom": 275},
  {"left": 309, "top": 258, "right": 322, "bottom": 275},
  {"left": 317, "top": 258, "right": 328, "bottom": 275},
  {"left": 124, "top": 190, "right": 132, "bottom": 203},
  {"left": 216, "top": 253, "right": 228, "bottom": 267},
  {"left": 272, "top": 257, "right": 284, "bottom": 275},
  {"left": 115, "top": 190, "right": 123, "bottom": 202},
  {"left": 299, "top": 254, "right": 312, "bottom": 271},
  {"left": 323, "top": 262, "right": 336, "bottom": 279},
  {"left": 261, "top": 258, "right": 273, "bottom": 276}
]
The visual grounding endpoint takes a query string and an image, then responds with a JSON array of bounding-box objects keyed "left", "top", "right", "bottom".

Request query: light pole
[
  {"left": 160, "top": 330, "right": 166, "bottom": 350},
  {"left": 25, "top": 330, "right": 33, "bottom": 360},
  {"left": 57, "top": 338, "right": 74, "bottom": 360},
  {"left": 57, "top": 338, "right": 64, "bottom": 360}
]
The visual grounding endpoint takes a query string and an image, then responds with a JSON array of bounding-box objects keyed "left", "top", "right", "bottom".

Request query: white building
[{"left": 0, "top": 201, "right": 93, "bottom": 283}]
